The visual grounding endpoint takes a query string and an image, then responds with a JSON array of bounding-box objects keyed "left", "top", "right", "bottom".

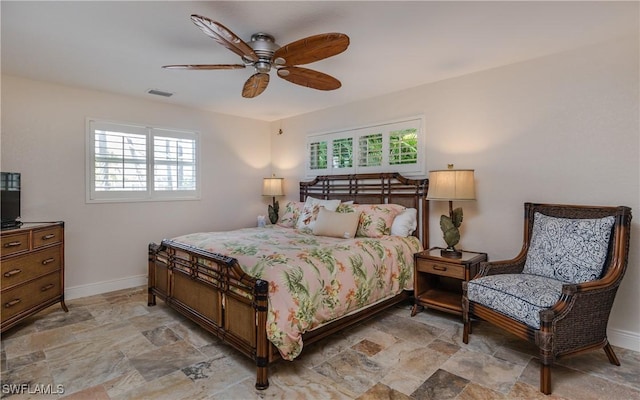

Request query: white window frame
[
  {"left": 305, "top": 116, "right": 425, "bottom": 178},
  {"left": 86, "top": 118, "right": 200, "bottom": 203}
]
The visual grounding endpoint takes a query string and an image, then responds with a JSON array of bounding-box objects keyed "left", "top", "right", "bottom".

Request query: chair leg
[
  {"left": 462, "top": 297, "right": 470, "bottom": 343},
  {"left": 603, "top": 342, "right": 621, "bottom": 366},
  {"left": 463, "top": 320, "right": 470, "bottom": 344},
  {"left": 540, "top": 363, "right": 551, "bottom": 395}
]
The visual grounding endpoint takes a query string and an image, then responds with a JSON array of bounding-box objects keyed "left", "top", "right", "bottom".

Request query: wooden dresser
[{"left": 1, "top": 222, "right": 67, "bottom": 332}]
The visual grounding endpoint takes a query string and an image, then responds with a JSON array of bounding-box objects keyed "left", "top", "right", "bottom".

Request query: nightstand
[{"left": 411, "top": 247, "right": 487, "bottom": 318}]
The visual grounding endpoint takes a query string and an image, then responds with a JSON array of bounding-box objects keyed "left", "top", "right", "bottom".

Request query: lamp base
[{"left": 440, "top": 248, "right": 462, "bottom": 259}]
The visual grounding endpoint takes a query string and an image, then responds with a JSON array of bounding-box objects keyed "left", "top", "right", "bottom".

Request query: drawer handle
[
  {"left": 41, "top": 284, "right": 55, "bottom": 292},
  {"left": 42, "top": 234, "right": 56, "bottom": 240},
  {"left": 3, "top": 241, "right": 22, "bottom": 248},
  {"left": 3, "top": 269, "right": 22, "bottom": 277},
  {"left": 433, "top": 265, "right": 447, "bottom": 271},
  {"left": 42, "top": 258, "right": 56, "bottom": 265},
  {"left": 4, "top": 299, "right": 21, "bottom": 308}
]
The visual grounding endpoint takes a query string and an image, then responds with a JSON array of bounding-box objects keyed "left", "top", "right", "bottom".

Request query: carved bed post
[{"left": 254, "top": 279, "right": 270, "bottom": 389}]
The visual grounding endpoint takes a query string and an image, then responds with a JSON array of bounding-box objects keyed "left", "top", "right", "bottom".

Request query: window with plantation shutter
[
  {"left": 153, "top": 133, "right": 197, "bottom": 191},
  {"left": 358, "top": 133, "right": 383, "bottom": 167},
  {"left": 389, "top": 128, "right": 418, "bottom": 165},
  {"left": 309, "top": 140, "right": 328, "bottom": 172},
  {"left": 332, "top": 137, "right": 353, "bottom": 169},
  {"left": 306, "top": 117, "right": 424, "bottom": 177},
  {"left": 87, "top": 119, "right": 200, "bottom": 202}
]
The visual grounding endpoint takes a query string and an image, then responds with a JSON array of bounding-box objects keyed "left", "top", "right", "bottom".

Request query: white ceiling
[{"left": 2, "top": 1, "right": 637, "bottom": 122}]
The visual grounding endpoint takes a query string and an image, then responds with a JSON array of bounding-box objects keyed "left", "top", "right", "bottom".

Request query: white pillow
[
  {"left": 313, "top": 207, "right": 361, "bottom": 239},
  {"left": 296, "top": 196, "right": 341, "bottom": 233},
  {"left": 390, "top": 208, "right": 417, "bottom": 237}
]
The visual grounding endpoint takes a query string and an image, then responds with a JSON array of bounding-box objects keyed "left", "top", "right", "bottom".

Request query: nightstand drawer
[{"left": 416, "top": 259, "right": 464, "bottom": 279}]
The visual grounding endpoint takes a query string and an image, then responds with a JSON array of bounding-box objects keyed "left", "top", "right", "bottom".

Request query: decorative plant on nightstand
[{"left": 440, "top": 207, "right": 464, "bottom": 254}]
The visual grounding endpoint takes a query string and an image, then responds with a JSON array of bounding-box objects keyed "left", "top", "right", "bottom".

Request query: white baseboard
[
  {"left": 609, "top": 327, "right": 640, "bottom": 352},
  {"left": 65, "top": 274, "right": 147, "bottom": 300}
]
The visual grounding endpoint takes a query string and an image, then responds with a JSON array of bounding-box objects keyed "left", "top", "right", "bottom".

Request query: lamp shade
[
  {"left": 427, "top": 169, "right": 475, "bottom": 201},
  {"left": 262, "top": 177, "right": 284, "bottom": 197}
]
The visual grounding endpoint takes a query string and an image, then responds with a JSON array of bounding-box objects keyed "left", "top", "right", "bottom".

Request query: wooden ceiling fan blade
[
  {"left": 190, "top": 14, "right": 258, "bottom": 62},
  {"left": 277, "top": 67, "right": 341, "bottom": 91},
  {"left": 242, "top": 73, "right": 270, "bottom": 98},
  {"left": 162, "top": 64, "right": 246, "bottom": 70},
  {"left": 273, "top": 33, "right": 349, "bottom": 66}
]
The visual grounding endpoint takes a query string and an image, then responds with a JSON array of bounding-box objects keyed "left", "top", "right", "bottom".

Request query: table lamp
[
  {"left": 427, "top": 165, "right": 476, "bottom": 258},
  {"left": 262, "top": 176, "right": 284, "bottom": 224}
]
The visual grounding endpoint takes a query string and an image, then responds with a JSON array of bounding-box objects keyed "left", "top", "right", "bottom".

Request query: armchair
[{"left": 462, "top": 203, "right": 632, "bottom": 395}]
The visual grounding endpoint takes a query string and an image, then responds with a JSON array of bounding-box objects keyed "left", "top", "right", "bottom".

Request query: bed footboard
[{"left": 148, "top": 240, "right": 273, "bottom": 389}]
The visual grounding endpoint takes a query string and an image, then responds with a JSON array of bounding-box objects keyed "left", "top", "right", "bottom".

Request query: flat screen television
[{"left": 1, "top": 172, "right": 21, "bottom": 229}]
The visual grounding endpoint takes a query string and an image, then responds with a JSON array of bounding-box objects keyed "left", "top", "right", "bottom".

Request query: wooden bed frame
[{"left": 147, "top": 173, "right": 429, "bottom": 389}]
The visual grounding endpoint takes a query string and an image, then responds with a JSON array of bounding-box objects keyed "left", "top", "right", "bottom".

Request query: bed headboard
[{"left": 299, "top": 173, "right": 429, "bottom": 249}]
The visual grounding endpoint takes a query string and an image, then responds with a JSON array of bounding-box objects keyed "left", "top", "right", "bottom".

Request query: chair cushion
[
  {"left": 522, "top": 212, "right": 615, "bottom": 284},
  {"left": 467, "top": 274, "right": 564, "bottom": 329}
]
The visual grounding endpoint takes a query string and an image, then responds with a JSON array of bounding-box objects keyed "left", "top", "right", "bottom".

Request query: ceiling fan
[{"left": 163, "top": 14, "right": 350, "bottom": 98}]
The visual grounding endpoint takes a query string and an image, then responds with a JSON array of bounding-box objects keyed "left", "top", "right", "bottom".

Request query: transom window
[
  {"left": 306, "top": 117, "right": 424, "bottom": 177},
  {"left": 86, "top": 119, "right": 200, "bottom": 202}
]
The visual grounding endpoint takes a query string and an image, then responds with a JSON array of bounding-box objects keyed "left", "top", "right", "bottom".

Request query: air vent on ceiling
[{"left": 147, "top": 89, "right": 173, "bottom": 97}]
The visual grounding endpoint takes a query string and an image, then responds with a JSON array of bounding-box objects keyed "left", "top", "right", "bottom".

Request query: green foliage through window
[{"left": 389, "top": 129, "right": 418, "bottom": 165}]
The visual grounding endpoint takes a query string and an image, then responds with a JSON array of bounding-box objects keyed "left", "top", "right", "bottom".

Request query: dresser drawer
[
  {"left": 1, "top": 232, "right": 30, "bottom": 257},
  {"left": 416, "top": 259, "right": 464, "bottom": 279},
  {"left": 1, "top": 246, "right": 62, "bottom": 290},
  {"left": 1, "top": 272, "right": 61, "bottom": 320},
  {"left": 33, "top": 226, "right": 63, "bottom": 248}
]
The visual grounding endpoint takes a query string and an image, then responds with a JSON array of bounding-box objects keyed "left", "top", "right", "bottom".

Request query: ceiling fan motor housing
[{"left": 247, "top": 33, "right": 280, "bottom": 72}]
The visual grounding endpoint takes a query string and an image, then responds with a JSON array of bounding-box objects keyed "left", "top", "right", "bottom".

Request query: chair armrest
[
  {"left": 477, "top": 258, "right": 526, "bottom": 278},
  {"left": 540, "top": 278, "right": 620, "bottom": 352}
]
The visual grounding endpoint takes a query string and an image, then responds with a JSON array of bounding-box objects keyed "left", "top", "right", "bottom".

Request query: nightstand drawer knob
[
  {"left": 42, "top": 258, "right": 55, "bottom": 265},
  {"left": 3, "top": 241, "right": 22, "bottom": 248},
  {"left": 42, "top": 234, "right": 56, "bottom": 240},
  {"left": 433, "top": 265, "right": 447, "bottom": 271}
]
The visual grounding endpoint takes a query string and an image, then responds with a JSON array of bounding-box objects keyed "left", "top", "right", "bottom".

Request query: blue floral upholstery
[
  {"left": 522, "top": 213, "right": 615, "bottom": 284},
  {"left": 467, "top": 274, "right": 564, "bottom": 329}
]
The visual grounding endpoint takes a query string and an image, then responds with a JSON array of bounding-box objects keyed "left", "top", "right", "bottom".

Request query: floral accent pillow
[
  {"left": 277, "top": 201, "right": 304, "bottom": 228},
  {"left": 296, "top": 197, "right": 341, "bottom": 233},
  {"left": 522, "top": 212, "right": 615, "bottom": 284},
  {"left": 338, "top": 203, "right": 405, "bottom": 238}
]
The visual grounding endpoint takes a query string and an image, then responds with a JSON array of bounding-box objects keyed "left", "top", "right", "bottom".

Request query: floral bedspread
[{"left": 170, "top": 225, "right": 422, "bottom": 360}]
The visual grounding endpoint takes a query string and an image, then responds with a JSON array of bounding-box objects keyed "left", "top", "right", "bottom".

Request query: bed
[{"left": 147, "top": 173, "right": 429, "bottom": 389}]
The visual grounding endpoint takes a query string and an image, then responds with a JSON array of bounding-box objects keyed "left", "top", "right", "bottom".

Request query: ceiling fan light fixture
[{"left": 255, "top": 61, "right": 271, "bottom": 74}]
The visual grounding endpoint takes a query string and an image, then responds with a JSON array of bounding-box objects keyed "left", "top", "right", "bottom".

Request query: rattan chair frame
[{"left": 462, "top": 202, "right": 632, "bottom": 395}]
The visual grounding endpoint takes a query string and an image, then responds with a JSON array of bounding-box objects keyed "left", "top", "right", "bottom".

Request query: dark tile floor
[{"left": 1, "top": 286, "right": 639, "bottom": 399}]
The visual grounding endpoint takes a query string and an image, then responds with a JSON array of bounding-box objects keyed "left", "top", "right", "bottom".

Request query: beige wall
[
  {"left": 1, "top": 76, "right": 272, "bottom": 296},
  {"left": 271, "top": 36, "right": 640, "bottom": 350}
]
